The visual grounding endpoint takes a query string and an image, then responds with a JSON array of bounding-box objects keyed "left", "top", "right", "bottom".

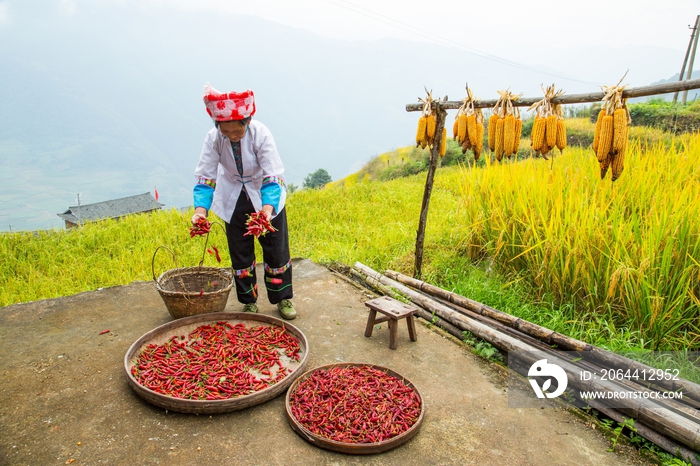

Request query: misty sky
[{"left": 5, "top": 0, "right": 696, "bottom": 85}]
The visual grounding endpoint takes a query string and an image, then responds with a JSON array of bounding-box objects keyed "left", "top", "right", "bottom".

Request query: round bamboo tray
[
  {"left": 285, "top": 363, "right": 424, "bottom": 454},
  {"left": 124, "top": 312, "right": 309, "bottom": 414}
]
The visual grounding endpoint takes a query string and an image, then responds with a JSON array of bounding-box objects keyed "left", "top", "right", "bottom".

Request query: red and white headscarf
[{"left": 203, "top": 84, "right": 256, "bottom": 121}]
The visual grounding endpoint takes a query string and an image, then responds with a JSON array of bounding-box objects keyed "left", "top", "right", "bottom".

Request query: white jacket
[{"left": 194, "top": 120, "right": 287, "bottom": 221}]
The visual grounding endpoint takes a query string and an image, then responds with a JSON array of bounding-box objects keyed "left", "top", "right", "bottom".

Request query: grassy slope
[{"left": 2, "top": 122, "right": 698, "bottom": 354}]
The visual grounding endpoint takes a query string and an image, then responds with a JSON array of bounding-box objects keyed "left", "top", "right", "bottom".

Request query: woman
[{"left": 191, "top": 84, "right": 296, "bottom": 320}]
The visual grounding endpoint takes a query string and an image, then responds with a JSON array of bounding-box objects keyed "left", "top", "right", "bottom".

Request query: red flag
[{"left": 154, "top": 186, "right": 159, "bottom": 202}]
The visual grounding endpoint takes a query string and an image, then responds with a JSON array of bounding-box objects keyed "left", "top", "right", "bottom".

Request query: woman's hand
[
  {"left": 261, "top": 205, "right": 274, "bottom": 219},
  {"left": 191, "top": 207, "right": 208, "bottom": 225}
]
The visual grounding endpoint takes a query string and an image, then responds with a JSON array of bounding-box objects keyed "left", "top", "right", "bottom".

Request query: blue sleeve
[
  {"left": 261, "top": 182, "right": 281, "bottom": 214},
  {"left": 193, "top": 182, "right": 214, "bottom": 212}
]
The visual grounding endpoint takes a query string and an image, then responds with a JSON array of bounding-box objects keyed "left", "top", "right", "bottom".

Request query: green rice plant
[{"left": 454, "top": 132, "right": 700, "bottom": 350}]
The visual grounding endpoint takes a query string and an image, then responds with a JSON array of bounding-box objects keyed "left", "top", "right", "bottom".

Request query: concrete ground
[{"left": 0, "top": 259, "right": 652, "bottom": 466}]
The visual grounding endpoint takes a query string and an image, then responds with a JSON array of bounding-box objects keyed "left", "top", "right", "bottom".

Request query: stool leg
[
  {"left": 364, "top": 309, "right": 377, "bottom": 337},
  {"left": 388, "top": 318, "right": 398, "bottom": 350},
  {"left": 406, "top": 314, "right": 417, "bottom": 342}
]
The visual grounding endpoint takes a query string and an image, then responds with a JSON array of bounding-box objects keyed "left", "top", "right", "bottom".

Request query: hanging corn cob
[
  {"left": 528, "top": 84, "right": 566, "bottom": 160},
  {"left": 594, "top": 75, "right": 631, "bottom": 182},
  {"left": 490, "top": 88, "right": 522, "bottom": 162},
  {"left": 415, "top": 89, "right": 440, "bottom": 151},
  {"left": 454, "top": 86, "right": 485, "bottom": 161}
]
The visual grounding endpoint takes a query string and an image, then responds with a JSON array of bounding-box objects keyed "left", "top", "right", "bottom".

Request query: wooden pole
[
  {"left": 413, "top": 102, "right": 447, "bottom": 279},
  {"left": 674, "top": 15, "right": 699, "bottom": 103},
  {"left": 682, "top": 15, "right": 700, "bottom": 104},
  {"left": 405, "top": 78, "right": 700, "bottom": 112}
]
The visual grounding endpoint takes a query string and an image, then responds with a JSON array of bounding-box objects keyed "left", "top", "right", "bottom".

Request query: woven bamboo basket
[
  {"left": 125, "top": 312, "right": 309, "bottom": 414},
  {"left": 285, "top": 363, "right": 424, "bottom": 454},
  {"left": 152, "top": 244, "right": 234, "bottom": 320}
]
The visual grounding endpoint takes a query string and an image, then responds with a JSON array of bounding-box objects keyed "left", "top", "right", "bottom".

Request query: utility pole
[
  {"left": 675, "top": 15, "right": 700, "bottom": 103},
  {"left": 682, "top": 15, "right": 700, "bottom": 104},
  {"left": 76, "top": 193, "right": 82, "bottom": 226}
]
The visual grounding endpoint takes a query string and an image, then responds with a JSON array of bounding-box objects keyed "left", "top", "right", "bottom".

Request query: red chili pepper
[
  {"left": 99, "top": 329, "right": 110, "bottom": 335},
  {"left": 288, "top": 366, "right": 421, "bottom": 444},
  {"left": 130, "top": 322, "right": 301, "bottom": 400},
  {"left": 212, "top": 245, "right": 221, "bottom": 263}
]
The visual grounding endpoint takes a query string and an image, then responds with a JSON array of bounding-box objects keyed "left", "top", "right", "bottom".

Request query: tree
[
  {"left": 302, "top": 169, "right": 332, "bottom": 189},
  {"left": 287, "top": 183, "right": 299, "bottom": 194}
]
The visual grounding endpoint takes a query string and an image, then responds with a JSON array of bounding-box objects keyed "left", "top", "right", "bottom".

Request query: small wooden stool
[{"left": 364, "top": 296, "right": 418, "bottom": 350}]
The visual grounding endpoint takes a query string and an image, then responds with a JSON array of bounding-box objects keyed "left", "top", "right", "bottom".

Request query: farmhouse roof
[{"left": 57, "top": 192, "right": 163, "bottom": 224}]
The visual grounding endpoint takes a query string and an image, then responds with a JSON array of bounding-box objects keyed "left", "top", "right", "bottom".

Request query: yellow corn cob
[
  {"left": 416, "top": 116, "right": 427, "bottom": 147},
  {"left": 596, "top": 115, "right": 614, "bottom": 163},
  {"left": 426, "top": 114, "right": 436, "bottom": 140},
  {"left": 546, "top": 114, "right": 557, "bottom": 148},
  {"left": 503, "top": 114, "right": 515, "bottom": 157},
  {"left": 513, "top": 118, "right": 522, "bottom": 156},
  {"left": 439, "top": 127, "right": 447, "bottom": 157},
  {"left": 475, "top": 123, "right": 485, "bottom": 157},
  {"left": 458, "top": 113, "right": 468, "bottom": 144},
  {"left": 541, "top": 141, "right": 551, "bottom": 157},
  {"left": 495, "top": 117, "right": 505, "bottom": 161},
  {"left": 488, "top": 114, "right": 499, "bottom": 151},
  {"left": 467, "top": 114, "right": 478, "bottom": 146},
  {"left": 452, "top": 118, "right": 459, "bottom": 140},
  {"left": 612, "top": 107, "right": 628, "bottom": 153},
  {"left": 592, "top": 109, "right": 607, "bottom": 154},
  {"left": 600, "top": 152, "right": 612, "bottom": 180},
  {"left": 556, "top": 119, "right": 566, "bottom": 151},
  {"left": 531, "top": 116, "right": 546, "bottom": 151},
  {"left": 611, "top": 138, "right": 626, "bottom": 181}
]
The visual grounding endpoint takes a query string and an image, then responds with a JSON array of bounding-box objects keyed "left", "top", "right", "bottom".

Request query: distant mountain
[{"left": 0, "top": 1, "right": 689, "bottom": 231}]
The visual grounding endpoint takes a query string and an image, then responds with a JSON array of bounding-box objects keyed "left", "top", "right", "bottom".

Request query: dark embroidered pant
[{"left": 225, "top": 191, "right": 293, "bottom": 305}]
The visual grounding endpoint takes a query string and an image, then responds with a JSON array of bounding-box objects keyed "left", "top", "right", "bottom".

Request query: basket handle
[
  {"left": 152, "top": 245, "right": 181, "bottom": 285},
  {"left": 197, "top": 221, "right": 227, "bottom": 268}
]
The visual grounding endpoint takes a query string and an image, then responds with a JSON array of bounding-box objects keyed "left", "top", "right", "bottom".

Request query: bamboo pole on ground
[
  {"left": 353, "top": 262, "right": 700, "bottom": 452},
  {"left": 385, "top": 270, "right": 700, "bottom": 405}
]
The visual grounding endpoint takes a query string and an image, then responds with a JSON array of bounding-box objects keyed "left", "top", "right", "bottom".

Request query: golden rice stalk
[
  {"left": 513, "top": 118, "right": 522, "bottom": 155},
  {"left": 467, "top": 114, "right": 478, "bottom": 146},
  {"left": 416, "top": 116, "right": 427, "bottom": 147},
  {"left": 488, "top": 114, "right": 499, "bottom": 151},
  {"left": 495, "top": 117, "right": 505, "bottom": 161},
  {"left": 426, "top": 114, "right": 436, "bottom": 140},
  {"left": 503, "top": 114, "right": 516, "bottom": 157},
  {"left": 439, "top": 127, "right": 447, "bottom": 157},
  {"left": 458, "top": 113, "right": 468, "bottom": 144},
  {"left": 596, "top": 115, "right": 614, "bottom": 163},
  {"left": 592, "top": 109, "right": 606, "bottom": 154},
  {"left": 452, "top": 118, "right": 459, "bottom": 140},
  {"left": 611, "top": 139, "right": 626, "bottom": 181},
  {"left": 531, "top": 116, "right": 546, "bottom": 151},
  {"left": 600, "top": 152, "right": 612, "bottom": 180},
  {"left": 612, "top": 107, "right": 628, "bottom": 153},
  {"left": 545, "top": 114, "right": 557, "bottom": 148},
  {"left": 475, "top": 123, "right": 485, "bottom": 157},
  {"left": 555, "top": 119, "right": 566, "bottom": 151}
]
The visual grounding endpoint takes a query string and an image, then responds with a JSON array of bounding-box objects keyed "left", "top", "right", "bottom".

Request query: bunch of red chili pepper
[
  {"left": 288, "top": 365, "right": 422, "bottom": 444},
  {"left": 131, "top": 322, "right": 302, "bottom": 400},
  {"left": 244, "top": 211, "right": 277, "bottom": 238},
  {"left": 190, "top": 217, "right": 212, "bottom": 238}
]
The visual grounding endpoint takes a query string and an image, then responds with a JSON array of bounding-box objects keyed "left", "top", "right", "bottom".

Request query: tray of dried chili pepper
[
  {"left": 124, "top": 312, "right": 309, "bottom": 414},
  {"left": 285, "top": 363, "right": 424, "bottom": 454}
]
